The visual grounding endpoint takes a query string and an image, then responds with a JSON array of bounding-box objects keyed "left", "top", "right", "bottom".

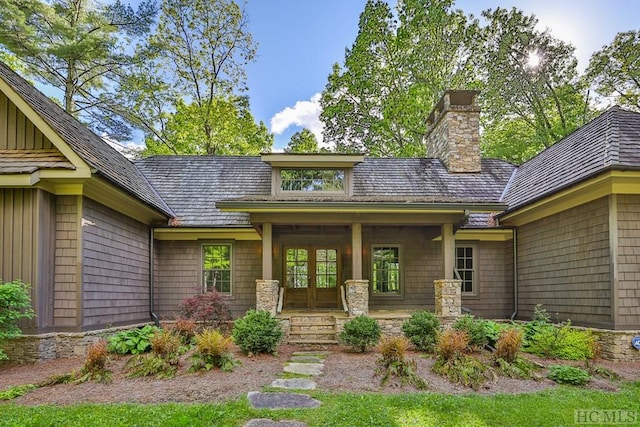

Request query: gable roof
[
  {"left": 0, "top": 62, "right": 173, "bottom": 218},
  {"left": 136, "top": 156, "right": 515, "bottom": 227},
  {"left": 501, "top": 106, "right": 640, "bottom": 212}
]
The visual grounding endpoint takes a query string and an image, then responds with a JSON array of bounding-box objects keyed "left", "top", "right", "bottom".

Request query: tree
[
  {"left": 142, "top": 96, "right": 272, "bottom": 156},
  {"left": 585, "top": 30, "right": 640, "bottom": 112},
  {"left": 320, "top": 0, "right": 477, "bottom": 157},
  {"left": 285, "top": 128, "right": 320, "bottom": 153},
  {"left": 119, "top": 0, "right": 270, "bottom": 155},
  {"left": 0, "top": 0, "right": 156, "bottom": 139},
  {"left": 476, "top": 8, "right": 592, "bottom": 162}
]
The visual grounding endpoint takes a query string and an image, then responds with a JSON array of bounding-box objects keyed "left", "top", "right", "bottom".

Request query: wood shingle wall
[
  {"left": 54, "top": 195, "right": 81, "bottom": 329},
  {"left": 616, "top": 194, "right": 640, "bottom": 328},
  {"left": 82, "top": 198, "right": 150, "bottom": 328},
  {"left": 516, "top": 197, "right": 612, "bottom": 328}
]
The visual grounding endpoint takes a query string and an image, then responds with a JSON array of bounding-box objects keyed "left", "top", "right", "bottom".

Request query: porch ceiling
[{"left": 249, "top": 211, "right": 468, "bottom": 226}]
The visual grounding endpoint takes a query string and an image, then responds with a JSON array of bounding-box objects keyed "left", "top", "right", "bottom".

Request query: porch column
[
  {"left": 345, "top": 279, "right": 369, "bottom": 317},
  {"left": 442, "top": 223, "right": 454, "bottom": 279},
  {"left": 262, "top": 222, "right": 273, "bottom": 280},
  {"left": 434, "top": 279, "right": 462, "bottom": 317},
  {"left": 256, "top": 279, "right": 279, "bottom": 316},
  {"left": 351, "top": 223, "right": 362, "bottom": 279}
]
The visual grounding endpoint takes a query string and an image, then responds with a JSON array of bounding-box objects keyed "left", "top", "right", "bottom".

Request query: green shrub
[
  {"left": 494, "top": 356, "right": 540, "bottom": 380},
  {"left": 547, "top": 365, "right": 591, "bottom": 385},
  {"left": 232, "top": 310, "right": 283, "bottom": 355},
  {"left": 452, "top": 315, "right": 495, "bottom": 348},
  {"left": 524, "top": 321, "right": 598, "bottom": 360},
  {"left": 339, "top": 315, "right": 381, "bottom": 353},
  {"left": 125, "top": 354, "right": 177, "bottom": 379},
  {"left": 0, "top": 280, "right": 35, "bottom": 360},
  {"left": 433, "top": 354, "right": 495, "bottom": 390},
  {"left": 401, "top": 310, "right": 440, "bottom": 352},
  {"left": 107, "top": 325, "right": 159, "bottom": 355},
  {"left": 190, "top": 329, "right": 237, "bottom": 372},
  {"left": 0, "top": 384, "right": 37, "bottom": 401}
]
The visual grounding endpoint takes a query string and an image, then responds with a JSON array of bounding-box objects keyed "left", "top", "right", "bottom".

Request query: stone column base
[
  {"left": 345, "top": 279, "right": 369, "bottom": 317},
  {"left": 434, "top": 279, "right": 462, "bottom": 317},
  {"left": 256, "top": 279, "right": 280, "bottom": 316}
]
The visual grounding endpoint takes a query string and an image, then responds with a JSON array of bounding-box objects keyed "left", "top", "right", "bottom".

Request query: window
[
  {"left": 280, "top": 168, "right": 345, "bottom": 192},
  {"left": 372, "top": 246, "right": 400, "bottom": 295},
  {"left": 285, "top": 248, "right": 309, "bottom": 288},
  {"left": 315, "top": 248, "right": 338, "bottom": 289},
  {"left": 455, "top": 246, "right": 474, "bottom": 293},
  {"left": 203, "top": 244, "right": 232, "bottom": 294}
]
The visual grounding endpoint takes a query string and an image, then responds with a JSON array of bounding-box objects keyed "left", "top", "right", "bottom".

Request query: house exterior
[{"left": 1, "top": 62, "right": 639, "bottom": 360}]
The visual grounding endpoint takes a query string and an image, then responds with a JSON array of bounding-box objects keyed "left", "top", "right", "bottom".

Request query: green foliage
[
  {"left": 0, "top": 280, "right": 35, "bottom": 360},
  {"left": 125, "top": 354, "right": 177, "bottom": 379},
  {"left": 401, "top": 310, "right": 441, "bottom": 352},
  {"left": 452, "top": 315, "right": 496, "bottom": 348},
  {"left": 0, "top": 0, "right": 156, "bottom": 139},
  {"left": 165, "top": 318, "right": 197, "bottom": 344},
  {"left": 339, "top": 315, "right": 381, "bottom": 353},
  {"left": 433, "top": 354, "right": 495, "bottom": 390},
  {"left": 232, "top": 310, "right": 283, "bottom": 355},
  {"left": 547, "top": 365, "right": 591, "bottom": 386},
  {"left": 376, "top": 335, "right": 427, "bottom": 389},
  {"left": 0, "top": 384, "right": 37, "bottom": 400},
  {"left": 107, "top": 325, "right": 159, "bottom": 355},
  {"left": 179, "top": 291, "right": 233, "bottom": 332},
  {"left": 494, "top": 356, "right": 540, "bottom": 380},
  {"left": 190, "top": 329, "right": 237, "bottom": 372},
  {"left": 285, "top": 128, "right": 323, "bottom": 153},
  {"left": 585, "top": 30, "right": 640, "bottom": 112},
  {"left": 523, "top": 311, "right": 598, "bottom": 361},
  {"left": 150, "top": 329, "right": 184, "bottom": 365}
]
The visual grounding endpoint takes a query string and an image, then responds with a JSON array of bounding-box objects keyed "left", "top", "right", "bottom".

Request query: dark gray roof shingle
[
  {"left": 501, "top": 106, "right": 640, "bottom": 212},
  {"left": 136, "top": 156, "right": 515, "bottom": 226},
  {"left": 0, "top": 62, "right": 173, "bottom": 217}
]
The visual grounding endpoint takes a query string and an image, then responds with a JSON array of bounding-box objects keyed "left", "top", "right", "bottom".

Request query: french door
[{"left": 284, "top": 246, "right": 340, "bottom": 309}]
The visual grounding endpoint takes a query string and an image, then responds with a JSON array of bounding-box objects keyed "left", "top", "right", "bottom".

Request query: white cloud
[{"left": 270, "top": 93, "right": 326, "bottom": 147}]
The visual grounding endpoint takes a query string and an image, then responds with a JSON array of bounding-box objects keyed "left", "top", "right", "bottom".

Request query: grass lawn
[{"left": 2, "top": 383, "right": 639, "bottom": 427}]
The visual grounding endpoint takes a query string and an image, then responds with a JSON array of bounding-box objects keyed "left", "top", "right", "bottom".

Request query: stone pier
[
  {"left": 434, "top": 279, "right": 462, "bottom": 317},
  {"left": 256, "top": 279, "right": 280, "bottom": 316},
  {"left": 345, "top": 279, "right": 369, "bottom": 317}
]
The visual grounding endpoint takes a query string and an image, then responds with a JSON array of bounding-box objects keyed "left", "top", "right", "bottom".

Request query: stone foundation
[
  {"left": 434, "top": 279, "right": 462, "bottom": 316},
  {"left": 1, "top": 323, "right": 151, "bottom": 364},
  {"left": 345, "top": 280, "right": 369, "bottom": 316},
  {"left": 591, "top": 328, "right": 640, "bottom": 361},
  {"left": 256, "top": 279, "right": 280, "bottom": 316}
]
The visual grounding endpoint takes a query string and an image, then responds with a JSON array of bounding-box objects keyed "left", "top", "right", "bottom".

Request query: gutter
[
  {"left": 149, "top": 226, "right": 159, "bottom": 327},
  {"left": 510, "top": 227, "right": 518, "bottom": 321}
]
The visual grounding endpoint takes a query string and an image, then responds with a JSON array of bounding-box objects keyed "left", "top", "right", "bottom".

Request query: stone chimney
[{"left": 424, "top": 90, "right": 481, "bottom": 173}]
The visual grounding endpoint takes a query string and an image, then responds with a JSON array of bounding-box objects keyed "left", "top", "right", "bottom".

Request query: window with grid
[
  {"left": 280, "top": 168, "right": 345, "bottom": 192},
  {"left": 285, "top": 248, "right": 309, "bottom": 288},
  {"left": 455, "top": 246, "right": 474, "bottom": 293},
  {"left": 372, "top": 246, "right": 400, "bottom": 295},
  {"left": 202, "top": 244, "right": 232, "bottom": 294},
  {"left": 315, "top": 249, "right": 338, "bottom": 288}
]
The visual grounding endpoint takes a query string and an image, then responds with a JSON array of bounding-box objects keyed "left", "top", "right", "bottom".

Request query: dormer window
[
  {"left": 261, "top": 153, "right": 364, "bottom": 196},
  {"left": 280, "top": 168, "right": 345, "bottom": 192}
]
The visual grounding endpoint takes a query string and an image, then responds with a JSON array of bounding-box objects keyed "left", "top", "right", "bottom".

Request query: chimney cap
[{"left": 426, "top": 90, "right": 480, "bottom": 126}]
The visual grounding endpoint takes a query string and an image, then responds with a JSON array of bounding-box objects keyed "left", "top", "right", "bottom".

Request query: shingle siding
[
  {"left": 54, "top": 195, "right": 80, "bottom": 328},
  {"left": 82, "top": 198, "right": 150, "bottom": 328},
  {"left": 154, "top": 240, "right": 260, "bottom": 319},
  {"left": 616, "top": 194, "right": 640, "bottom": 327},
  {"left": 516, "top": 197, "right": 612, "bottom": 327}
]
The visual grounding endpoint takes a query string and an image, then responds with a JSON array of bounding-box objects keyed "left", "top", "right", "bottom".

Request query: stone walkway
[{"left": 244, "top": 351, "right": 329, "bottom": 427}]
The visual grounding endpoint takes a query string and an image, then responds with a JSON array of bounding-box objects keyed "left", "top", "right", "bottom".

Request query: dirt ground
[{"left": 1, "top": 345, "right": 638, "bottom": 406}]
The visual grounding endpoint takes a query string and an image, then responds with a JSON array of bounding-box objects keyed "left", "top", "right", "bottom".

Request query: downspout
[
  {"left": 510, "top": 228, "right": 518, "bottom": 321},
  {"left": 149, "top": 226, "right": 159, "bottom": 327}
]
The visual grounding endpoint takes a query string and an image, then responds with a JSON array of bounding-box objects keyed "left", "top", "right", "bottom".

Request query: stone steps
[{"left": 287, "top": 315, "right": 338, "bottom": 345}]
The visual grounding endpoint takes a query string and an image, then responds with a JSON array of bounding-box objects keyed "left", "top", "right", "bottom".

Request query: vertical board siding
[
  {"left": 54, "top": 196, "right": 80, "bottom": 328},
  {"left": 155, "top": 240, "right": 260, "bottom": 319},
  {"left": 462, "top": 240, "right": 515, "bottom": 319},
  {"left": 517, "top": 197, "right": 612, "bottom": 327},
  {"left": 82, "top": 198, "right": 150, "bottom": 327},
  {"left": 0, "top": 92, "right": 54, "bottom": 149},
  {"left": 616, "top": 194, "right": 640, "bottom": 328}
]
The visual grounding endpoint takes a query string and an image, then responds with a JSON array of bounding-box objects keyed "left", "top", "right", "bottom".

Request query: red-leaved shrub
[{"left": 179, "top": 291, "right": 232, "bottom": 331}]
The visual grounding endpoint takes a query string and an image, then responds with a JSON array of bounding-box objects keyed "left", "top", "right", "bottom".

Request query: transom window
[
  {"left": 280, "top": 168, "right": 345, "bottom": 192},
  {"left": 203, "top": 244, "right": 232, "bottom": 294},
  {"left": 455, "top": 246, "right": 474, "bottom": 294},
  {"left": 372, "top": 246, "right": 400, "bottom": 295}
]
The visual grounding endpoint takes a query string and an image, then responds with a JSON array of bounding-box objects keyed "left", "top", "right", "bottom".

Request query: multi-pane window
[
  {"left": 285, "top": 248, "right": 309, "bottom": 288},
  {"left": 315, "top": 249, "right": 338, "bottom": 289},
  {"left": 455, "top": 246, "right": 474, "bottom": 293},
  {"left": 280, "top": 168, "right": 345, "bottom": 192},
  {"left": 203, "top": 244, "right": 232, "bottom": 294},
  {"left": 372, "top": 246, "right": 400, "bottom": 295}
]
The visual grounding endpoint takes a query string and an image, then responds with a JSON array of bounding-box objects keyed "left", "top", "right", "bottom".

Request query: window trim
[
  {"left": 201, "top": 242, "right": 233, "bottom": 296},
  {"left": 455, "top": 243, "right": 478, "bottom": 297},
  {"left": 370, "top": 244, "right": 404, "bottom": 299},
  {"left": 272, "top": 167, "right": 353, "bottom": 196}
]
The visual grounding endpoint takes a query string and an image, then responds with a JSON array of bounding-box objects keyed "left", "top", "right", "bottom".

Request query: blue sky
[{"left": 244, "top": 0, "right": 640, "bottom": 151}]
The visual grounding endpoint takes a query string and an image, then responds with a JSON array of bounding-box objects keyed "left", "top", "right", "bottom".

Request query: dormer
[{"left": 261, "top": 154, "right": 364, "bottom": 196}]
